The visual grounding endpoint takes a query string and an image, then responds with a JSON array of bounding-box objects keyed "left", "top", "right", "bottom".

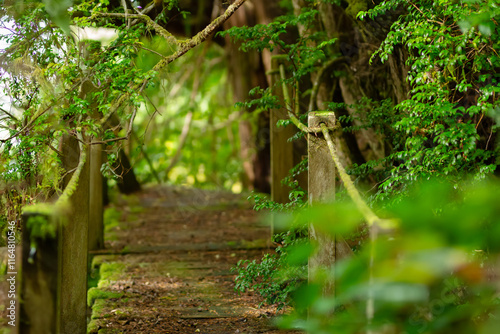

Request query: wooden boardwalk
[{"left": 87, "top": 186, "right": 298, "bottom": 334}]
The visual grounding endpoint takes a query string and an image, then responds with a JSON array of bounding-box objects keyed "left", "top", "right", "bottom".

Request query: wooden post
[
  {"left": 308, "top": 111, "right": 353, "bottom": 296},
  {"left": 270, "top": 56, "right": 296, "bottom": 234},
  {"left": 20, "top": 213, "right": 60, "bottom": 333},
  {"left": 59, "top": 135, "right": 90, "bottom": 334},
  {"left": 308, "top": 112, "right": 337, "bottom": 295},
  {"left": 88, "top": 142, "right": 104, "bottom": 250}
]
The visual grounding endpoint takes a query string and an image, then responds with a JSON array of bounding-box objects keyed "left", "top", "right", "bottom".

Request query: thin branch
[
  {"left": 97, "top": 0, "right": 248, "bottom": 130},
  {"left": 0, "top": 107, "right": 19, "bottom": 122},
  {"left": 121, "top": 0, "right": 130, "bottom": 28},
  {"left": 132, "top": 130, "right": 161, "bottom": 184},
  {"left": 94, "top": 12, "right": 178, "bottom": 45},
  {"left": 47, "top": 143, "right": 64, "bottom": 157},
  {"left": 142, "top": 95, "right": 162, "bottom": 136},
  {"left": 193, "top": 111, "right": 245, "bottom": 137},
  {"left": 60, "top": 166, "right": 78, "bottom": 181},
  {"left": 136, "top": 44, "right": 166, "bottom": 58},
  {"left": 486, "top": 127, "right": 494, "bottom": 151},
  {"left": 131, "top": 3, "right": 155, "bottom": 24},
  {"left": 56, "top": 132, "right": 87, "bottom": 206},
  {"left": 278, "top": 63, "right": 313, "bottom": 133},
  {"left": 91, "top": 106, "right": 137, "bottom": 145},
  {"left": 165, "top": 111, "right": 193, "bottom": 176},
  {"left": 308, "top": 57, "right": 345, "bottom": 112}
]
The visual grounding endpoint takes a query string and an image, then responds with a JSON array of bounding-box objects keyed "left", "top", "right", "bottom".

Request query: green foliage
[
  {"left": 228, "top": 0, "right": 500, "bottom": 320},
  {"left": 1, "top": 0, "right": 244, "bottom": 227},
  {"left": 278, "top": 179, "right": 500, "bottom": 333},
  {"left": 358, "top": 0, "right": 500, "bottom": 198},
  {"left": 236, "top": 158, "right": 308, "bottom": 309},
  {"left": 0, "top": 0, "right": 154, "bottom": 214},
  {"left": 233, "top": 224, "right": 308, "bottom": 310},
  {"left": 234, "top": 254, "right": 291, "bottom": 310},
  {"left": 42, "top": 0, "right": 72, "bottom": 34},
  {"left": 103, "top": 206, "right": 121, "bottom": 233},
  {"left": 129, "top": 43, "right": 244, "bottom": 189},
  {"left": 250, "top": 158, "right": 307, "bottom": 212},
  {"left": 235, "top": 86, "right": 281, "bottom": 111},
  {"left": 218, "top": 3, "right": 338, "bottom": 115},
  {"left": 227, "top": 0, "right": 500, "bottom": 203}
]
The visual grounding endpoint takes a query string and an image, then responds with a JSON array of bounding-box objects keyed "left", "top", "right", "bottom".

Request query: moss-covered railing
[{"left": 20, "top": 133, "right": 91, "bottom": 334}]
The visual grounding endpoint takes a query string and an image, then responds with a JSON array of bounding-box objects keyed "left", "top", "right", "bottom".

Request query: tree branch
[
  {"left": 165, "top": 111, "right": 193, "bottom": 176},
  {"left": 91, "top": 106, "right": 137, "bottom": 145},
  {"left": 164, "top": 40, "right": 212, "bottom": 177},
  {"left": 308, "top": 57, "right": 346, "bottom": 112},
  {"left": 0, "top": 107, "right": 19, "bottom": 122},
  {"left": 278, "top": 63, "right": 313, "bottom": 133},
  {"left": 56, "top": 131, "right": 87, "bottom": 206},
  {"left": 193, "top": 111, "right": 245, "bottom": 137},
  {"left": 93, "top": 12, "right": 178, "bottom": 45},
  {"left": 98, "top": 0, "right": 248, "bottom": 129}
]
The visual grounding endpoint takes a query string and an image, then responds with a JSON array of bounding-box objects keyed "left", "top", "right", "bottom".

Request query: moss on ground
[
  {"left": 87, "top": 288, "right": 124, "bottom": 307},
  {"left": 97, "top": 262, "right": 127, "bottom": 288},
  {"left": 128, "top": 205, "right": 143, "bottom": 214},
  {"left": 104, "top": 207, "right": 121, "bottom": 232}
]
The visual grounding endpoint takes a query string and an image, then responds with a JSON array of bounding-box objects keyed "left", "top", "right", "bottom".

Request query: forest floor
[{"left": 86, "top": 186, "right": 301, "bottom": 334}]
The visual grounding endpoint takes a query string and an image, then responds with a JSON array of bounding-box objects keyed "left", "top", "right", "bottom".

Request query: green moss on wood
[
  {"left": 22, "top": 202, "right": 71, "bottom": 239},
  {"left": 21, "top": 133, "right": 86, "bottom": 240},
  {"left": 87, "top": 287, "right": 123, "bottom": 307},
  {"left": 97, "top": 262, "right": 127, "bottom": 288},
  {"left": 87, "top": 318, "right": 101, "bottom": 334}
]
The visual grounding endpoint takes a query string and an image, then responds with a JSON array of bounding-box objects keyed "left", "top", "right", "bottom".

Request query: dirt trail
[{"left": 88, "top": 186, "right": 298, "bottom": 334}]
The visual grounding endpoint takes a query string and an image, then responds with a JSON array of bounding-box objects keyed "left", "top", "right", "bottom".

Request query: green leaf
[{"left": 42, "top": 0, "right": 72, "bottom": 34}]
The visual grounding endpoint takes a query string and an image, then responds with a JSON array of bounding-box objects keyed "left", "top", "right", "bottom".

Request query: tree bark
[{"left": 114, "top": 149, "right": 142, "bottom": 194}]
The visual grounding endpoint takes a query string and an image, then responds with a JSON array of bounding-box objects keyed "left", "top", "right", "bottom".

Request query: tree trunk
[
  {"left": 114, "top": 149, "right": 142, "bottom": 194},
  {"left": 223, "top": 2, "right": 271, "bottom": 192},
  {"left": 291, "top": 1, "right": 409, "bottom": 187}
]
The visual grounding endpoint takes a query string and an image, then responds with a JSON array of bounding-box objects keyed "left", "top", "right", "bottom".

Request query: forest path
[{"left": 88, "top": 186, "right": 297, "bottom": 334}]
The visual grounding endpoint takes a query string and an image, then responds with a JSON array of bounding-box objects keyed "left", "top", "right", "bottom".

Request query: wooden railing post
[
  {"left": 270, "top": 56, "right": 295, "bottom": 208},
  {"left": 59, "top": 135, "right": 90, "bottom": 334},
  {"left": 269, "top": 55, "right": 299, "bottom": 236},
  {"left": 308, "top": 112, "right": 337, "bottom": 295},
  {"left": 308, "top": 111, "right": 354, "bottom": 297},
  {"left": 20, "top": 134, "right": 90, "bottom": 333}
]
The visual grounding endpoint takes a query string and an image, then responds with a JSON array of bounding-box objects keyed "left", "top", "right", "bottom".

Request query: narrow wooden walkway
[{"left": 88, "top": 186, "right": 297, "bottom": 334}]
